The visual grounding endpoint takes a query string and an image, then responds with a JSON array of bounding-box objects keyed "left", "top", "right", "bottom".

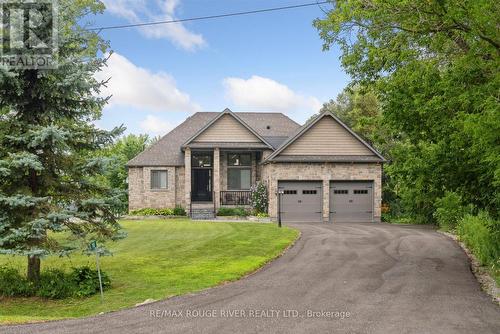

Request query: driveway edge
[{"left": 438, "top": 231, "right": 499, "bottom": 305}]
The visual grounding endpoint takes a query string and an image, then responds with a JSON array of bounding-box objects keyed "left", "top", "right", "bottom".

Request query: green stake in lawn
[{"left": 89, "top": 241, "right": 104, "bottom": 302}]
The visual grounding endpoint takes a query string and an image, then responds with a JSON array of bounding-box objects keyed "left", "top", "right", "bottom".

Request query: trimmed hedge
[
  {"left": 217, "top": 207, "right": 249, "bottom": 217},
  {"left": 130, "top": 206, "right": 186, "bottom": 216}
]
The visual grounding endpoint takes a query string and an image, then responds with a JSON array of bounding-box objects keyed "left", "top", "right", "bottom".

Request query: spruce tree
[{"left": 0, "top": 0, "right": 125, "bottom": 283}]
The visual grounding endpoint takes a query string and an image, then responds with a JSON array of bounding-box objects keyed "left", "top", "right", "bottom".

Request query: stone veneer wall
[
  {"left": 261, "top": 162, "right": 382, "bottom": 222},
  {"left": 128, "top": 166, "right": 184, "bottom": 212}
]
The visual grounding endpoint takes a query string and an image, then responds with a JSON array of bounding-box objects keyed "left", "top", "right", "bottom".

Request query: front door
[{"left": 192, "top": 169, "right": 212, "bottom": 202}]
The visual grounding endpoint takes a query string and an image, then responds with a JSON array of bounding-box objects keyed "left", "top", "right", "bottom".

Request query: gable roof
[
  {"left": 127, "top": 110, "right": 300, "bottom": 167},
  {"left": 264, "top": 110, "right": 386, "bottom": 163},
  {"left": 182, "top": 108, "right": 273, "bottom": 149}
]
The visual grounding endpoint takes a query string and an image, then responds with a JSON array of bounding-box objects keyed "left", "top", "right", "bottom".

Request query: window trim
[{"left": 150, "top": 170, "right": 168, "bottom": 190}]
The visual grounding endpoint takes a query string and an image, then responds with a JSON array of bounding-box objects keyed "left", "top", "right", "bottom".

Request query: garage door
[
  {"left": 330, "top": 181, "right": 373, "bottom": 223},
  {"left": 278, "top": 181, "right": 322, "bottom": 223}
]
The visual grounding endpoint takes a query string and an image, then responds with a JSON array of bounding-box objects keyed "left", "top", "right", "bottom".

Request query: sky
[{"left": 90, "top": 0, "right": 349, "bottom": 136}]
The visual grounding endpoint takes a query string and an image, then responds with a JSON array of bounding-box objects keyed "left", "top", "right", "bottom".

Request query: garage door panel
[
  {"left": 279, "top": 181, "right": 322, "bottom": 223},
  {"left": 330, "top": 181, "right": 373, "bottom": 223}
]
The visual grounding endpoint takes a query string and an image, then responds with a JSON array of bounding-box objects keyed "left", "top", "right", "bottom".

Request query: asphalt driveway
[{"left": 2, "top": 222, "right": 499, "bottom": 334}]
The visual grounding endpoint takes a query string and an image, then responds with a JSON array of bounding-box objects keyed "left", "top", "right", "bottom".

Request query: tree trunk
[{"left": 27, "top": 255, "right": 41, "bottom": 283}]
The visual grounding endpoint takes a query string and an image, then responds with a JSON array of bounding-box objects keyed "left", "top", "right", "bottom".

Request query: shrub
[
  {"left": 0, "top": 266, "right": 34, "bottom": 297},
  {"left": 217, "top": 207, "right": 249, "bottom": 217},
  {"left": 456, "top": 212, "right": 500, "bottom": 283},
  {"left": 433, "top": 191, "right": 471, "bottom": 231},
  {"left": 37, "top": 269, "right": 75, "bottom": 299},
  {"left": 173, "top": 206, "right": 186, "bottom": 216},
  {"left": 70, "top": 266, "right": 111, "bottom": 297},
  {"left": 130, "top": 207, "right": 186, "bottom": 216},
  {"left": 255, "top": 212, "right": 269, "bottom": 218},
  {"left": 0, "top": 266, "right": 111, "bottom": 299},
  {"left": 250, "top": 182, "right": 268, "bottom": 214}
]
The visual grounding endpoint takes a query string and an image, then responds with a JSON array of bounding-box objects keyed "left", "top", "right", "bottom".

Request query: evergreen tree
[{"left": 0, "top": 1, "right": 125, "bottom": 282}]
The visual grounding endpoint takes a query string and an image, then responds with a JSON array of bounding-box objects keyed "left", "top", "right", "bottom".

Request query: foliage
[
  {"left": 250, "top": 182, "right": 269, "bottom": 214},
  {"left": 0, "top": 267, "right": 34, "bottom": 297},
  {"left": 0, "top": 219, "right": 299, "bottom": 323},
  {"left": 434, "top": 191, "right": 473, "bottom": 231},
  {"left": 97, "top": 134, "right": 151, "bottom": 213},
  {"left": 129, "top": 207, "right": 186, "bottom": 216},
  {"left": 217, "top": 207, "right": 249, "bottom": 217},
  {"left": 0, "top": 266, "right": 110, "bottom": 299},
  {"left": 0, "top": 0, "right": 126, "bottom": 282},
  {"left": 456, "top": 212, "right": 500, "bottom": 284},
  {"left": 255, "top": 212, "right": 269, "bottom": 218},
  {"left": 172, "top": 206, "right": 187, "bottom": 216},
  {"left": 69, "top": 266, "right": 111, "bottom": 298},
  {"left": 315, "top": 0, "right": 500, "bottom": 224}
]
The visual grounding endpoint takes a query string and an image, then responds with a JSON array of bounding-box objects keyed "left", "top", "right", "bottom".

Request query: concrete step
[{"left": 190, "top": 208, "right": 215, "bottom": 220}]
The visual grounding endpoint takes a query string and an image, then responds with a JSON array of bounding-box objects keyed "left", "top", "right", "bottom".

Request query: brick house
[{"left": 127, "top": 108, "right": 386, "bottom": 222}]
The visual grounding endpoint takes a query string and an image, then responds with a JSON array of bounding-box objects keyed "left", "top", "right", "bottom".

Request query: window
[
  {"left": 192, "top": 153, "right": 212, "bottom": 168},
  {"left": 151, "top": 170, "right": 167, "bottom": 189},
  {"left": 228, "top": 153, "right": 251, "bottom": 166},
  {"left": 354, "top": 189, "right": 368, "bottom": 194},
  {"left": 284, "top": 190, "right": 297, "bottom": 195},
  {"left": 227, "top": 153, "right": 252, "bottom": 190},
  {"left": 303, "top": 190, "right": 317, "bottom": 195},
  {"left": 228, "top": 168, "right": 251, "bottom": 190},
  {"left": 333, "top": 189, "right": 348, "bottom": 194}
]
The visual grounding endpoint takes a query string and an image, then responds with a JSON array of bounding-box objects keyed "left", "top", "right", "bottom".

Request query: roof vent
[{"left": 266, "top": 125, "right": 271, "bottom": 130}]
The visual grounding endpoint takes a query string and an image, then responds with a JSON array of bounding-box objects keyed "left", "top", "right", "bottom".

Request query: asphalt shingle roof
[{"left": 126, "top": 111, "right": 300, "bottom": 167}]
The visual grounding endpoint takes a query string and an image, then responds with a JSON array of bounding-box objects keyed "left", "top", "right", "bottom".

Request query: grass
[{"left": 0, "top": 219, "right": 298, "bottom": 324}]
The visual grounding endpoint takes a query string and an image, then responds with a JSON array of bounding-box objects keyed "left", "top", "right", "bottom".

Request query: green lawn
[{"left": 0, "top": 219, "right": 298, "bottom": 324}]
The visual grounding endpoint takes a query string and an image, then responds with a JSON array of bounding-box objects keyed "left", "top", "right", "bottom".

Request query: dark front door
[{"left": 192, "top": 169, "right": 212, "bottom": 202}]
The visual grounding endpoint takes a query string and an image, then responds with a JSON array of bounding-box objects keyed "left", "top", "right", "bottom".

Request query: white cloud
[
  {"left": 140, "top": 115, "right": 174, "bottom": 135},
  {"left": 95, "top": 52, "right": 200, "bottom": 113},
  {"left": 102, "top": 0, "right": 205, "bottom": 51},
  {"left": 223, "top": 75, "right": 322, "bottom": 113}
]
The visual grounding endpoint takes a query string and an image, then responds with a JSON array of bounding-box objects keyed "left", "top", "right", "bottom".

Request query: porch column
[
  {"left": 213, "top": 148, "right": 220, "bottom": 209},
  {"left": 185, "top": 148, "right": 191, "bottom": 208}
]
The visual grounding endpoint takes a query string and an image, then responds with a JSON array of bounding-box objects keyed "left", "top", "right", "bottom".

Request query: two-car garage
[{"left": 278, "top": 181, "right": 374, "bottom": 223}]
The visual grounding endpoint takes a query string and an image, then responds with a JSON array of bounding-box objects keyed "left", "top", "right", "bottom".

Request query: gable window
[
  {"left": 227, "top": 153, "right": 252, "bottom": 190},
  {"left": 151, "top": 170, "right": 167, "bottom": 189}
]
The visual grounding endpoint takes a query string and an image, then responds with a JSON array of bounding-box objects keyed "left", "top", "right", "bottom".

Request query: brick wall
[
  {"left": 261, "top": 162, "right": 382, "bottom": 222},
  {"left": 128, "top": 166, "right": 183, "bottom": 212}
]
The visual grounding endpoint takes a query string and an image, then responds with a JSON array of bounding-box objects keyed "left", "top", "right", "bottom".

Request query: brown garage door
[
  {"left": 330, "top": 181, "right": 373, "bottom": 223},
  {"left": 278, "top": 181, "right": 322, "bottom": 223}
]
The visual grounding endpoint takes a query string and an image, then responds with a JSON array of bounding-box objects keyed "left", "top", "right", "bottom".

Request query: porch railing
[{"left": 220, "top": 190, "right": 251, "bottom": 206}]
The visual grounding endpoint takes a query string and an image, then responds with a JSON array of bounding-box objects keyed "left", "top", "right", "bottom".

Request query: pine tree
[{"left": 0, "top": 0, "right": 125, "bottom": 283}]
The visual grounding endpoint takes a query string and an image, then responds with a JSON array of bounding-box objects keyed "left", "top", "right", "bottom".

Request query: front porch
[{"left": 185, "top": 148, "right": 266, "bottom": 217}]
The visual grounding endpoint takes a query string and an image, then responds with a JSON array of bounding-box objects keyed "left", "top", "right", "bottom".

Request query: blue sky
[{"left": 91, "top": 0, "right": 349, "bottom": 136}]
